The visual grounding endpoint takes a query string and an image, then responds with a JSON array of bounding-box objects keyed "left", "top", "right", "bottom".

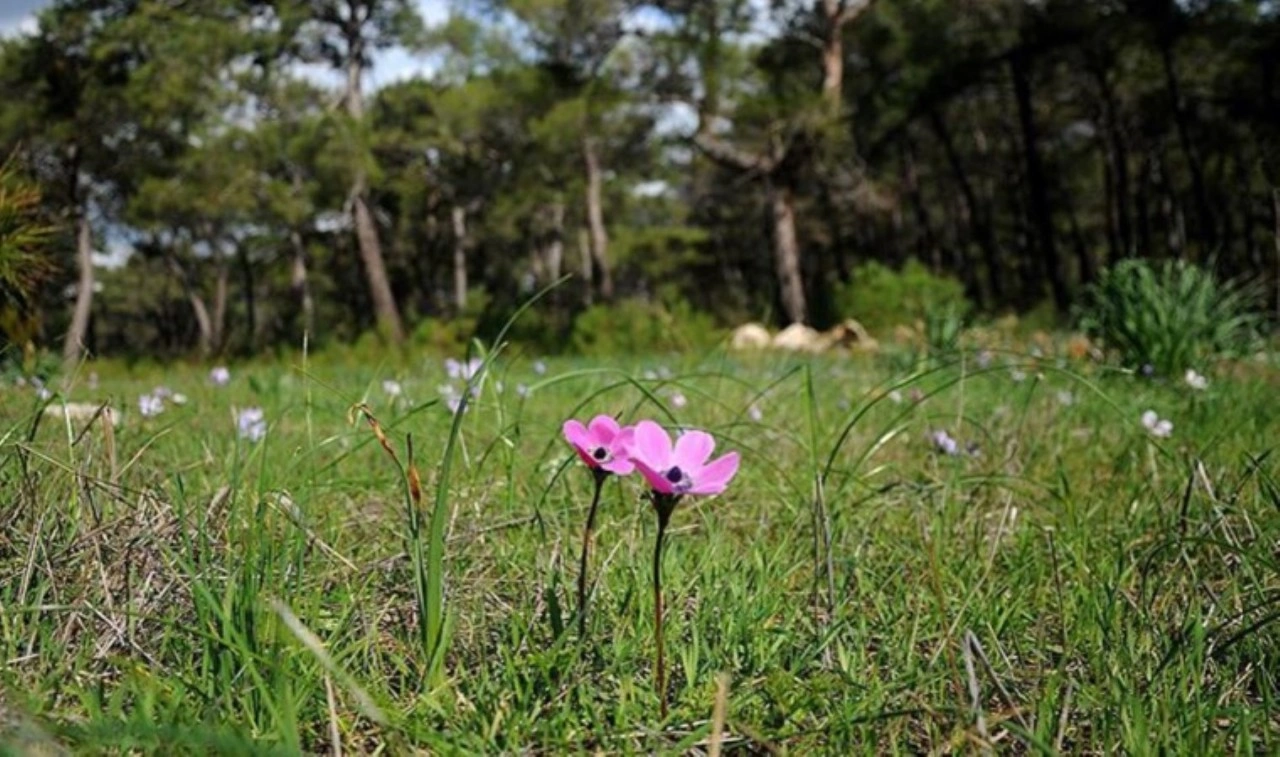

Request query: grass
[{"left": 1, "top": 344, "right": 1278, "bottom": 753}]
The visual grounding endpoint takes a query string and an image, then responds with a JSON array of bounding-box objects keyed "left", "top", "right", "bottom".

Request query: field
[{"left": 2, "top": 344, "right": 1279, "bottom": 754}]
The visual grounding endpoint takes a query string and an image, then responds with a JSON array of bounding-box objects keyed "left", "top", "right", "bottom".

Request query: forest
[{"left": 2, "top": 0, "right": 1279, "bottom": 363}]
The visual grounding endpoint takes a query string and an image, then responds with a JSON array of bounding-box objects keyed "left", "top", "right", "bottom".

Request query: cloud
[
  {"left": 295, "top": 0, "right": 451, "bottom": 90},
  {"left": 367, "top": 0, "right": 450, "bottom": 87},
  {"left": 0, "top": 0, "right": 46, "bottom": 25}
]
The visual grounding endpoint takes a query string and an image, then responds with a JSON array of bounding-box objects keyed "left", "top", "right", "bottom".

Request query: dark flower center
[
  {"left": 665, "top": 466, "right": 684, "bottom": 483},
  {"left": 592, "top": 447, "right": 608, "bottom": 461}
]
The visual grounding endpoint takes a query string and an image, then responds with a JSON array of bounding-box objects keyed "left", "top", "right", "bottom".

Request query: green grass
[{"left": 2, "top": 346, "right": 1278, "bottom": 753}]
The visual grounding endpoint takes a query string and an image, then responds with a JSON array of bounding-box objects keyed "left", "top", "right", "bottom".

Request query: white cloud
[
  {"left": 0, "top": 13, "right": 38, "bottom": 39},
  {"left": 368, "top": 0, "right": 450, "bottom": 87},
  {"left": 296, "top": 0, "right": 451, "bottom": 90}
]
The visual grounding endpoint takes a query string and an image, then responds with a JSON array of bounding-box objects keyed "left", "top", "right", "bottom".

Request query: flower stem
[
  {"left": 576, "top": 471, "right": 606, "bottom": 637},
  {"left": 652, "top": 504, "right": 671, "bottom": 720}
]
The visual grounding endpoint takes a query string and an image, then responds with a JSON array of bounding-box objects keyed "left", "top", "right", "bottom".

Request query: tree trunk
[
  {"left": 545, "top": 201, "right": 565, "bottom": 284},
  {"left": 231, "top": 243, "right": 255, "bottom": 352},
  {"left": 583, "top": 136, "right": 613, "bottom": 300},
  {"left": 212, "top": 258, "right": 229, "bottom": 353},
  {"left": 820, "top": 0, "right": 844, "bottom": 109},
  {"left": 290, "top": 228, "right": 314, "bottom": 338},
  {"left": 1093, "top": 65, "right": 1132, "bottom": 261},
  {"left": 1273, "top": 189, "right": 1280, "bottom": 319},
  {"left": 928, "top": 107, "right": 1001, "bottom": 302},
  {"left": 901, "top": 137, "right": 939, "bottom": 270},
  {"left": 820, "top": 1, "right": 871, "bottom": 109},
  {"left": 345, "top": 33, "right": 404, "bottom": 342},
  {"left": 768, "top": 179, "right": 807, "bottom": 325},
  {"left": 1010, "top": 50, "right": 1069, "bottom": 312},
  {"left": 578, "top": 228, "right": 593, "bottom": 307},
  {"left": 451, "top": 204, "right": 468, "bottom": 312},
  {"left": 167, "top": 255, "right": 215, "bottom": 357},
  {"left": 62, "top": 208, "right": 94, "bottom": 369},
  {"left": 1160, "top": 37, "right": 1213, "bottom": 249}
]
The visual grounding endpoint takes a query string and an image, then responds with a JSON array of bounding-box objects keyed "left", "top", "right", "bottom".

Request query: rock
[
  {"left": 823, "top": 318, "right": 879, "bottom": 352},
  {"left": 892, "top": 323, "right": 921, "bottom": 345},
  {"left": 772, "top": 323, "right": 825, "bottom": 352},
  {"left": 42, "top": 402, "right": 119, "bottom": 425},
  {"left": 730, "top": 322, "right": 772, "bottom": 350},
  {"left": 1066, "top": 333, "right": 1097, "bottom": 361}
]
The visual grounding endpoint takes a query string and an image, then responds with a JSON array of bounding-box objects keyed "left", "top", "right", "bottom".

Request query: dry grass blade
[
  {"left": 708, "top": 672, "right": 730, "bottom": 757},
  {"left": 270, "top": 598, "right": 387, "bottom": 726},
  {"left": 349, "top": 403, "right": 401, "bottom": 469},
  {"left": 961, "top": 631, "right": 992, "bottom": 752}
]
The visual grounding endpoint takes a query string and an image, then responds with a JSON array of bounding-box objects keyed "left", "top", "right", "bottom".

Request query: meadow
[{"left": 2, "top": 342, "right": 1278, "bottom": 754}]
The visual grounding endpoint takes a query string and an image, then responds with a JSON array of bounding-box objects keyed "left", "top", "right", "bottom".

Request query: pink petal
[
  {"left": 631, "top": 420, "right": 673, "bottom": 471},
  {"left": 562, "top": 419, "right": 597, "bottom": 466},
  {"left": 689, "top": 452, "right": 740, "bottom": 495},
  {"left": 601, "top": 456, "right": 635, "bottom": 476},
  {"left": 633, "top": 458, "right": 674, "bottom": 494},
  {"left": 588, "top": 414, "right": 621, "bottom": 444},
  {"left": 673, "top": 430, "right": 715, "bottom": 468},
  {"left": 611, "top": 426, "right": 636, "bottom": 456}
]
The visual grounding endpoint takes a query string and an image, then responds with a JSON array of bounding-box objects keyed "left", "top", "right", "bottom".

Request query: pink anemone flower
[
  {"left": 562, "top": 415, "right": 636, "bottom": 476},
  {"left": 629, "top": 420, "right": 739, "bottom": 496}
]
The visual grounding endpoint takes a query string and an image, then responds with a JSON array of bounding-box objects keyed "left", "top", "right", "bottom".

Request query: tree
[{"left": 300, "top": 0, "right": 427, "bottom": 343}]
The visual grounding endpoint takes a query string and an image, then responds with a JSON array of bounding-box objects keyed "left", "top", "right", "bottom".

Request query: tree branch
[
  {"left": 693, "top": 128, "right": 779, "bottom": 173},
  {"left": 836, "top": 0, "right": 875, "bottom": 27}
]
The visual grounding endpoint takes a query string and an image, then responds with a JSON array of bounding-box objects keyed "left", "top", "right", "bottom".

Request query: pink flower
[
  {"left": 629, "top": 420, "right": 739, "bottom": 496},
  {"left": 562, "top": 415, "right": 636, "bottom": 476}
]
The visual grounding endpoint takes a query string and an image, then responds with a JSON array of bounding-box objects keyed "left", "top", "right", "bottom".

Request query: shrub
[
  {"left": 569, "top": 298, "right": 722, "bottom": 356},
  {"left": 1076, "top": 258, "right": 1261, "bottom": 375},
  {"left": 835, "top": 259, "right": 971, "bottom": 334}
]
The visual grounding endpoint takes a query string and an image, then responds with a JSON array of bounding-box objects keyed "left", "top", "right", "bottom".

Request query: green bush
[
  {"left": 569, "top": 298, "right": 722, "bottom": 356},
  {"left": 1076, "top": 258, "right": 1261, "bottom": 375},
  {"left": 835, "top": 259, "right": 971, "bottom": 334}
]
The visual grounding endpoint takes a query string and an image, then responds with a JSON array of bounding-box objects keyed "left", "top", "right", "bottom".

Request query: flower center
[
  {"left": 592, "top": 447, "right": 608, "bottom": 461},
  {"left": 664, "top": 466, "right": 693, "bottom": 492}
]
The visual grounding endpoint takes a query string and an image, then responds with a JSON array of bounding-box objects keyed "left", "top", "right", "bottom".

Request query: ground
[{"left": 1, "top": 345, "right": 1278, "bottom": 754}]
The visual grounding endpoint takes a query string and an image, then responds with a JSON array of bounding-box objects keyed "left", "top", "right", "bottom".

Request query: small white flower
[
  {"left": 748, "top": 403, "right": 763, "bottom": 422},
  {"left": 237, "top": 407, "right": 267, "bottom": 442},
  {"left": 669, "top": 391, "right": 687, "bottom": 409},
  {"left": 930, "top": 429, "right": 960, "bottom": 456},
  {"left": 210, "top": 366, "right": 231, "bottom": 386},
  {"left": 887, "top": 389, "right": 903, "bottom": 404},
  {"left": 1141, "top": 410, "right": 1173, "bottom": 438},
  {"left": 516, "top": 383, "right": 530, "bottom": 398},
  {"left": 1056, "top": 390, "right": 1075, "bottom": 407},
  {"left": 439, "top": 384, "right": 466, "bottom": 414},
  {"left": 139, "top": 394, "right": 164, "bottom": 417},
  {"left": 171, "top": 393, "right": 189, "bottom": 406},
  {"left": 1010, "top": 368, "right": 1027, "bottom": 383},
  {"left": 532, "top": 360, "right": 547, "bottom": 375},
  {"left": 1184, "top": 369, "right": 1208, "bottom": 391},
  {"left": 445, "top": 357, "right": 482, "bottom": 381},
  {"left": 382, "top": 379, "right": 403, "bottom": 397},
  {"left": 36, "top": 386, "right": 52, "bottom": 401}
]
